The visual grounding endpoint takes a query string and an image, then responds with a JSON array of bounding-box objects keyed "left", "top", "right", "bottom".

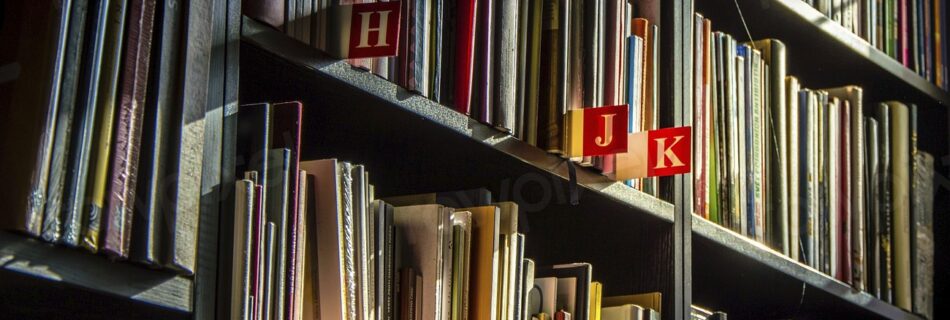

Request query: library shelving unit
[
  {"left": 689, "top": 0, "right": 948, "bottom": 320},
  {"left": 239, "top": 15, "right": 681, "bottom": 318},
  {"left": 2, "top": 0, "right": 944, "bottom": 319}
]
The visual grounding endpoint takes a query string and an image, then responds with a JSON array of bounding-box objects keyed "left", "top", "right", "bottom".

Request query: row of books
[
  {"left": 800, "top": 0, "right": 948, "bottom": 89},
  {"left": 244, "top": 0, "right": 664, "bottom": 192},
  {"left": 691, "top": 13, "right": 934, "bottom": 319},
  {"left": 0, "top": 1, "right": 216, "bottom": 273},
  {"left": 228, "top": 100, "right": 728, "bottom": 320}
]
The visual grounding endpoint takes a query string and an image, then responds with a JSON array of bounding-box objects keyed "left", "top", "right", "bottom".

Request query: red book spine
[
  {"left": 838, "top": 101, "right": 853, "bottom": 283},
  {"left": 454, "top": 0, "right": 477, "bottom": 115},
  {"left": 103, "top": 0, "right": 157, "bottom": 258},
  {"left": 900, "top": 0, "right": 909, "bottom": 65}
]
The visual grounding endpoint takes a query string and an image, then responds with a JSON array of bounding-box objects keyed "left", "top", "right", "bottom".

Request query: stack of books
[
  {"left": 800, "top": 0, "right": 948, "bottom": 89},
  {"left": 692, "top": 13, "right": 935, "bottom": 318},
  {"left": 0, "top": 0, "right": 217, "bottom": 274},
  {"left": 229, "top": 99, "right": 729, "bottom": 320},
  {"left": 244, "top": 0, "right": 663, "bottom": 193}
]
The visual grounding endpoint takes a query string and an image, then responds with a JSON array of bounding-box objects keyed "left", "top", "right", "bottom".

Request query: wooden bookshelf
[{"left": 0, "top": 232, "right": 192, "bottom": 315}]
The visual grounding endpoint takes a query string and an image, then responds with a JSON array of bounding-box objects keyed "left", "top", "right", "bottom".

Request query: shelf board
[
  {"left": 697, "top": 0, "right": 950, "bottom": 108},
  {"left": 0, "top": 231, "right": 193, "bottom": 313},
  {"left": 692, "top": 216, "right": 923, "bottom": 320},
  {"left": 240, "top": 16, "right": 674, "bottom": 222}
]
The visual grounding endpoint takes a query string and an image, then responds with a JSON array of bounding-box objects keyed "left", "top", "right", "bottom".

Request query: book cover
[
  {"left": 103, "top": 0, "right": 157, "bottom": 258},
  {"left": 460, "top": 205, "right": 501, "bottom": 320},
  {"left": 911, "top": 151, "right": 934, "bottom": 318},
  {"left": 130, "top": 0, "right": 184, "bottom": 264},
  {"left": 61, "top": 0, "right": 112, "bottom": 247},
  {"left": 875, "top": 103, "right": 894, "bottom": 302},
  {"left": 298, "top": 159, "right": 346, "bottom": 319},
  {"left": 82, "top": 0, "right": 128, "bottom": 252},
  {"left": 826, "top": 85, "right": 865, "bottom": 290},
  {"left": 886, "top": 101, "right": 911, "bottom": 310},
  {"left": 749, "top": 39, "right": 788, "bottom": 254},
  {"left": 865, "top": 117, "right": 882, "bottom": 297},
  {"left": 43, "top": 0, "right": 91, "bottom": 243},
  {"left": 394, "top": 204, "right": 453, "bottom": 320}
]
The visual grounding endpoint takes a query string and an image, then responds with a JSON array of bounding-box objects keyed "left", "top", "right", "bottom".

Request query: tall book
[
  {"left": 865, "top": 117, "right": 882, "bottom": 297},
  {"left": 460, "top": 206, "right": 501, "bottom": 320},
  {"left": 537, "top": 0, "right": 564, "bottom": 153},
  {"left": 61, "top": 0, "right": 113, "bottom": 246},
  {"left": 523, "top": 0, "right": 544, "bottom": 146},
  {"left": 825, "top": 86, "right": 865, "bottom": 290},
  {"left": 786, "top": 76, "right": 800, "bottom": 259},
  {"left": 102, "top": 0, "right": 157, "bottom": 258},
  {"left": 750, "top": 39, "right": 788, "bottom": 254},
  {"left": 886, "top": 101, "right": 911, "bottom": 310},
  {"left": 454, "top": 0, "right": 478, "bottom": 115},
  {"left": 875, "top": 103, "right": 894, "bottom": 302},
  {"left": 132, "top": 0, "right": 185, "bottom": 264},
  {"left": 0, "top": 1, "right": 70, "bottom": 237},
  {"left": 42, "top": 0, "right": 91, "bottom": 243},
  {"left": 911, "top": 151, "right": 934, "bottom": 319},
  {"left": 299, "top": 159, "right": 346, "bottom": 319},
  {"left": 82, "top": 0, "right": 129, "bottom": 252},
  {"left": 493, "top": 0, "right": 520, "bottom": 134}
]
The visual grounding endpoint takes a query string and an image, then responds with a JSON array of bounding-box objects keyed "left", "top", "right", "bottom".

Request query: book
[
  {"left": 536, "top": 263, "right": 592, "bottom": 320},
  {"left": 375, "top": 200, "right": 397, "bottom": 320},
  {"left": 602, "top": 292, "right": 661, "bottom": 313},
  {"left": 786, "top": 76, "right": 800, "bottom": 259},
  {"left": 589, "top": 282, "right": 602, "bottom": 320},
  {"left": 537, "top": 0, "right": 563, "bottom": 153},
  {"left": 865, "top": 117, "right": 882, "bottom": 297},
  {"left": 911, "top": 151, "right": 934, "bottom": 319},
  {"left": 886, "top": 101, "right": 911, "bottom": 310},
  {"left": 450, "top": 211, "right": 473, "bottom": 320},
  {"left": 394, "top": 204, "right": 454, "bottom": 320},
  {"left": 102, "top": 0, "right": 157, "bottom": 259},
  {"left": 232, "top": 179, "right": 256, "bottom": 320},
  {"left": 750, "top": 39, "right": 788, "bottom": 254},
  {"left": 270, "top": 101, "right": 303, "bottom": 316},
  {"left": 601, "top": 304, "right": 646, "bottom": 320},
  {"left": 493, "top": 0, "right": 520, "bottom": 134},
  {"left": 266, "top": 148, "right": 292, "bottom": 320},
  {"left": 453, "top": 0, "right": 478, "bottom": 115},
  {"left": 298, "top": 159, "right": 346, "bottom": 319},
  {"left": 43, "top": 0, "right": 91, "bottom": 243},
  {"left": 826, "top": 85, "right": 866, "bottom": 290},
  {"left": 129, "top": 0, "right": 183, "bottom": 264},
  {"left": 166, "top": 0, "right": 215, "bottom": 273},
  {"left": 875, "top": 103, "right": 894, "bottom": 302},
  {"left": 82, "top": 0, "right": 129, "bottom": 252},
  {"left": 461, "top": 205, "right": 501, "bottom": 320},
  {"left": 61, "top": 0, "right": 113, "bottom": 247}
]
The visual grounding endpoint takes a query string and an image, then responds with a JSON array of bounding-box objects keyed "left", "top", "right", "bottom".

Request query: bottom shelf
[
  {"left": 692, "top": 216, "right": 923, "bottom": 320},
  {"left": 0, "top": 231, "right": 193, "bottom": 314}
]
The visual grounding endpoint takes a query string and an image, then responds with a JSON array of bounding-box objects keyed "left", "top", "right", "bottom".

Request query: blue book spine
[{"left": 626, "top": 35, "right": 639, "bottom": 188}]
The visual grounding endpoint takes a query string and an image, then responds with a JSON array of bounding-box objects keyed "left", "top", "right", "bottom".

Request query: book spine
[
  {"left": 889, "top": 102, "right": 911, "bottom": 310},
  {"left": 839, "top": 100, "right": 852, "bottom": 284},
  {"left": 493, "top": 0, "right": 519, "bottom": 134},
  {"left": 865, "top": 117, "right": 881, "bottom": 297},
  {"left": 912, "top": 152, "right": 934, "bottom": 319},
  {"left": 131, "top": 0, "right": 184, "bottom": 265},
  {"left": 524, "top": 0, "right": 543, "bottom": 146},
  {"left": 537, "top": 0, "right": 561, "bottom": 153},
  {"left": 473, "top": 0, "right": 494, "bottom": 122},
  {"left": 63, "top": 0, "right": 111, "bottom": 247},
  {"left": 166, "top": 0, "right": 214, "bottom": 273},
  {"left": 82, "top": 0, "right": 128, "bottom": 252},
  {"left": 43, "top": 0, "right": 91, "bottom": 243},
  {"left": 103, "top": 0, "right": 157, "bottom": 258},
  {"left": 851, "top": 90, "right": 867, "bottom": 292},
  {"left": 877, "top": 103, "right": 893, "bottom": 302},
  {"left": 453, "top": 0, "right": 477, "bottom": 115}
]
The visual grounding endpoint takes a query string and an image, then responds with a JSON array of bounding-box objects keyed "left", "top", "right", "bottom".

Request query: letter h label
[{"left": 347, "top": 2, "right": 401, "bottom": 58}]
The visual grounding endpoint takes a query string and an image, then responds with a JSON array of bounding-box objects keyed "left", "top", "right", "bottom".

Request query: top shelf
[{"left": 697, "top": 0, "right": 950, "bottom": 108}]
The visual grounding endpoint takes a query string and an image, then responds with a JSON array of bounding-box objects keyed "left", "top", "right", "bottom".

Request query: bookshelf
[
  {"left": 240, "top": 16, "right": 685, "bottom": 317},
  {"left": 689, "top": 0, "right": 948, "bottom": 319},
  {"left": 0, "top": 231, "right": 192, "bottom": 318}
]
